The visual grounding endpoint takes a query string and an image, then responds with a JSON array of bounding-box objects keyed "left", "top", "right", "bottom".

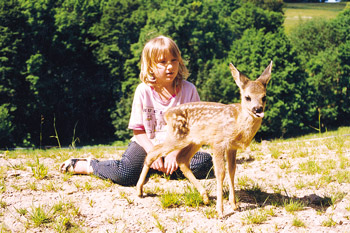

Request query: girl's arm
[
  {"left": 133, "top": 130, "right": 166, "bottom": 173},
  {"left": 133, "top": 130, "right": 154, "bottom": 153}
]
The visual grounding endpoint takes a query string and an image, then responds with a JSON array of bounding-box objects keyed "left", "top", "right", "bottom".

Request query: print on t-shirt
[{"left": 143, "top": 107, "right": 166, "bottom": 139}]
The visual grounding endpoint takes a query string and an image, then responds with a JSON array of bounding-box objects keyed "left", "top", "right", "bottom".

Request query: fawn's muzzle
[{"left": 253, "top": 106, "right": 264, "bottom": 118}]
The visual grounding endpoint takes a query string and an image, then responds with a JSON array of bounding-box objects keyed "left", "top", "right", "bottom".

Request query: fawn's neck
[{"left": 229, "top": 104, "right": 263, "bottom": 149}]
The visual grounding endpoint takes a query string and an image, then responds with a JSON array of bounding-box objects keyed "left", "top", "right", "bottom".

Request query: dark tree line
[{"left": 1, "top": 0, "right": 349, "bottom": 147}]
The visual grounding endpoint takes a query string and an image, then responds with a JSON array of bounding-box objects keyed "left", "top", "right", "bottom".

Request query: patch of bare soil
[{"left": 1, "top": 138, "right": 350, "bottom": 232}]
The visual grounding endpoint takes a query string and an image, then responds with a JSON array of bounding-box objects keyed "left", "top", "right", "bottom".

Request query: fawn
[{"left": 136, "top": 61, "right": 272, "bottom": 217}]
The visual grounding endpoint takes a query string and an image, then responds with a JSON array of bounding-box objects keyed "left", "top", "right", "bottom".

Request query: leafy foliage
[
  {"left": 0, "top": 0, "right": 349, "bottom": 147},
  {"left": 0, "top": 0, "right": 32, "bottom": 146},
  {"left": 289, "top": 4, "right": 350, "bottom": 131},
  {"left": 201, "top": 29, "right": 313, "bottom": 138}
]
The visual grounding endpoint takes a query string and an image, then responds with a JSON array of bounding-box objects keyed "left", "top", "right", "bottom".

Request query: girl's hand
[
  {"left": 150, "top": 157, "right": 165, "bottom": 173},
  {"left": 164, "top": 151, "right": 179, "bottom": 175}
]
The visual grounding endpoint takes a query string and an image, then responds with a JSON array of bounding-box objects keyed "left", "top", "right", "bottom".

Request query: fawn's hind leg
[
  {"left": 226, "top": 149, "right": 238, "bottom": 210},
  {"left": 136, "top": 144, "right": 165, "bottom": 197},
  {"left": 176, "top": 144, "right": 210, "bottom": 204}
]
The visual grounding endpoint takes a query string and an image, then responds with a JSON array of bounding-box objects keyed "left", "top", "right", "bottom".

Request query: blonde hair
[{"left": 140, "top": 36, "right": 189, "bottom": 87}]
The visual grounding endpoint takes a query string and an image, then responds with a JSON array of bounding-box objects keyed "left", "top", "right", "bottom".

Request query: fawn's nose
[{"left": 253, "top": 106, "right": 263, "bottom": 114}]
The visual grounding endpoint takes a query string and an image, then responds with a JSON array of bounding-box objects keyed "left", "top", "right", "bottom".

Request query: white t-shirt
[{"left": 128, "top": 80, "right": 200, "bottom": 145}]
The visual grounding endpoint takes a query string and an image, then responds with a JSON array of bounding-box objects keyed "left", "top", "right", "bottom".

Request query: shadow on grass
[
  {"left": 233, "top": 189, "right": 333, "bottom": 213},
  {"left": 234, "top": 155, "right": 336, "bottom": 212}
]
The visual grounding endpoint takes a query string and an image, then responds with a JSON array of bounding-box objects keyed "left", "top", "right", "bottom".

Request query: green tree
[
  {"left": 289, "top": 4, "right": 350, "bottom": 130},
  {"left": 242, "top": 0, "right": 284, "bottom": 13},
  {"left": 332, "top": 3, "right": 350, "bottom": 42},
  {"left": 0, "top": 104, "right": 14, "bottom": 146},
  {"left": 89, "top": 0, "right": 149, "bottom": 140},
  {"left": 51, "top": 0, "right": 115, "bottom": 144},
  {"left": 197, "top": 2, "right": 284, "bottom": 101},
  {"left": 289, "top": 19, "right": 340, "bottom": 66},
  {"left": 306, "top": 47, "right": 341, "bottom": 126},
  {"left": 19, "top": 0, "right": 117, "bottom": 145},
  {"left": 229, "top": 2, "right": 284, "bottom": 38},
  {"left": 203, "top": 29, "right": 313, "bottom": 138},
  {"left": 0, "top": 0, "right": 32, "bottom": 146},
  {"left": 338, "top": 41, "right": 350, "bottom": 123}
]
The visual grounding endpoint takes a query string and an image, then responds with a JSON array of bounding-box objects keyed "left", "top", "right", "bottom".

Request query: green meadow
[{"left": 284, "top": 2, "right": 347, "bottom": 34}]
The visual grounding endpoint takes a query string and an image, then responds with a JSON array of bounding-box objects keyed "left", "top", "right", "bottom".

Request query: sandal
[{"left": 59, "top": 157, "right": 93, "bottom": 174}]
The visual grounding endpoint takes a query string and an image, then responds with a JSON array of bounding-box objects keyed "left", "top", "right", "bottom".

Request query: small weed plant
[
  {"left": 43, "top": 181, "right": 59, "bottom": 192},
  {"left": 160, "top": 191, "right": 182, "bottom": 209},
  {"left": 159, "top": 185, "right": 204, "bottom": 209},
  {"left": 284, "top": 199, "right": 305, "bottom": 213},
  {"left": 322, "top": 216, "right": 337, "bottom": 227},
  {"left": 169, "top": 213, "right": 184, "bottom": 224},
  {"left": 51, "top": 200, "right": 83, "bottom": 232},
  {"left": 294, "top": 179, "right": 307, "bottom": 190},
  {"left": 298, "top": 160, "right": 322, "bottom": 175},
  {"left": 27, "top": 181, "right": 38, "bottom": 191},
  {"left": 183, "top": 185, "right": 204, "bottom": 208},
  {"left": 30, "top": 157, "right": 48, "bottom": 180},
  {"left": 15, "top": 207, "right": 28, "bottom": 216},
  {"left": 0, "top": 199, "right": 7, "bottom": 209},
  {"left": 335, "top": 170, "right": 350, "bottom": 183},
  {"left": 241, "top": 208, "right": 274, "bottom": 225},
  {"left": 279, "top": 160, "right": 291, "bottom": 169},
  {"left": 269, "top": 146, "right": 281, "bottom": 159},
  {"left": 203, "top": 206, "right": 217, "bottom": 219},
  {"left": 28, "top": 205, "right": 53, "bottom": 227},
  {"left": 0, "top": 179, "right": 5, "bottom": 193},
  {"left": 151, "top": 212, "right": 166, "bottom": 233},
  {"left": 119, "top": 191, "right": 134, "bottom": 205},
  {"left": 238, "top": 175, "right": 254, "bottom": 188},
  {"left": 292, "top": 216, "right": 306, "bottom": 227}
]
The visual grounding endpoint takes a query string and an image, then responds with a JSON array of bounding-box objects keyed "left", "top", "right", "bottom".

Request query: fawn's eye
[
  {"left": 245, "top": 96, "right": 251, "bottom": 102},
  {"left": 262, "top": 96, "right": 266, "bottom": 102}
]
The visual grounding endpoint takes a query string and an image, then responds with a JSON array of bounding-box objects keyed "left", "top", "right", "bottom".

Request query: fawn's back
[
  {"left": 164, "top": 102, "right": 256, "bottom": 150},
  {"left": 165, "top": 62, "right": 272, "bottom": 150}
]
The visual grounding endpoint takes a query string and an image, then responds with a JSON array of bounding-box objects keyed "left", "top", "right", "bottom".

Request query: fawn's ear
[
  {"left": 230, "top": 63, "right": 249, "bottom": 89},
  {"left": 257, "top": 61, "right": 272, "bottom": 87}
]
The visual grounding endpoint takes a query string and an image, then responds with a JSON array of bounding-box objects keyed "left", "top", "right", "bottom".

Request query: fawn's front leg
[
  {"left": 136, "top": 144, "right": 164, "bottom": 197},
  {"left": 212, "top": 148, "right": 226, "bottom": 217},
  {"left": 226, "top": 149, "right": 238, "bottom": 210}
]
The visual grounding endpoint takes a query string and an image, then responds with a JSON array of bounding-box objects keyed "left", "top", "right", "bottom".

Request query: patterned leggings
[{"left": 90, "top": 141, "right": 214, "bottom": 186}]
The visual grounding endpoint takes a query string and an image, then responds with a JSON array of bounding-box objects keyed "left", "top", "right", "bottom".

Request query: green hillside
[{"left": 284, "top": 2, "right": 347, "bottom": 34}]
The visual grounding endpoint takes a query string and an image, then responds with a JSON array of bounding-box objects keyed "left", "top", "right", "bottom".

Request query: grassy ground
[
  {"left": 1, "top": 127, "right": 350, "bottom": 232},
  {"left": 283, "top": 2, "right": 347, "bottom": 34}
]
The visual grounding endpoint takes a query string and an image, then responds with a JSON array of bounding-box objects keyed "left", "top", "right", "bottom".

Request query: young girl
[{"left": 60, "top": 35, "right": 213, "bottom": 186}]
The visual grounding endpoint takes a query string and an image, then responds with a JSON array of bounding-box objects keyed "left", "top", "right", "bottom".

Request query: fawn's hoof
[
  {"left": 231, "top": 202, "right": 239, "bottom": 211},
  {"left": 217, "top": 212, "right": 224, "bottom": 219},
  {"left": 136, "top": 185, "right": 143, "bottom": 197},
  {"left": 202, "top": 193, "right": 209, "bottom": 205},
  {"left": 216, "top": 206, "right": 224, "bottom": 218}
]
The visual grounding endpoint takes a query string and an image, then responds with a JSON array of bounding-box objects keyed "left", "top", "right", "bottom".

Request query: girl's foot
[{"left": 60, "top": 158, "right": 93, "bottom": 174}]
